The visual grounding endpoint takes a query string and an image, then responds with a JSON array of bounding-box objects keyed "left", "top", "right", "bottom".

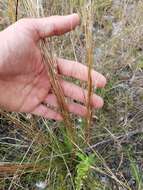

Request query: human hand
[{"left": 0, "top": 14, "right": 106, "bottom": 120}]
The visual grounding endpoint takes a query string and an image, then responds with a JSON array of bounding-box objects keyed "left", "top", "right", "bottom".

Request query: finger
[
  {"left": 31, "top": 104, "right": 63, "bottom": 121},
  {"left": 60, "top": 80, "right": 104, "bottom": 108},
  {"left": 44, "top": 94, "right": 87, "bottom": 117},
  {"left": 28, "top": 14, "right": 80, "bottom": 41},
  {"left": 57, "top": 58, "right": 107, "bottom": 88}
]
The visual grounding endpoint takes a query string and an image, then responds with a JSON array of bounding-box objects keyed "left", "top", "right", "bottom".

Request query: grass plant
[{"left": 0, "top": 0, "right": 143, "bottom": 189}]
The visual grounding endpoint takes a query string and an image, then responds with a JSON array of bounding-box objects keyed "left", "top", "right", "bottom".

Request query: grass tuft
[{"left": 0, "top": 0, "right": 143, "bottom": 189}]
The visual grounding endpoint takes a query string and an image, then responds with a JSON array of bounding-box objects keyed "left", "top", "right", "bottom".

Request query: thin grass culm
[
  {"left": 5, "top": 1, "right": 105, "bottom": 189},
  {"left": 2, "top": 0, "right": 143, "bottom": 189},
  {"left": 8, "top": 0, "right": 16, "bottom": 23},
  {"left": 20, "top": 0, "right": 96, "bottom": 151},
  {"left": 22, "top": 0, "right": 76, "bottom": 144},
  {"left": 82, "top": 1, "right": 94, "bottom": 143}
]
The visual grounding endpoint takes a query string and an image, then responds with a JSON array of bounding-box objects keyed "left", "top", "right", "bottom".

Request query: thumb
[{"left": 28, "top": 14, "right": 80, "bottom": 41}]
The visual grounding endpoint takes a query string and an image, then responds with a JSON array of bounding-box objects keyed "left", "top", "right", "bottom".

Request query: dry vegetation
[{"left": 0, "top": 0, "right": 143, "bottom": 190}]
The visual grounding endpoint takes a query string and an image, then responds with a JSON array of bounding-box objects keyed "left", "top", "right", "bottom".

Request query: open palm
[{"left": 0, "top": 14, "right": 106, "bottom": 120}]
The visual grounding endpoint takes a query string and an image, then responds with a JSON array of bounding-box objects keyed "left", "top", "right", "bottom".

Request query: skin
[{"left": 0, "top": 14, "right": 106, "bottom": 120}]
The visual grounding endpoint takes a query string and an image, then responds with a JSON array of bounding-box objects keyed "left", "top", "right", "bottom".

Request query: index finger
[{"left": 26, "top": 14, "right": 80, "bottom": 41}]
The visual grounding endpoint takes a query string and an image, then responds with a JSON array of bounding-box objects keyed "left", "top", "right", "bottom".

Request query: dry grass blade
[
  {"left": 8, "top": 0, "right": 18, "bottom": 22},
  {"left": 0, "top": 163, "right": 47, "bottom": 175},
  {"left": 0, "top": 110, "right": 48, "bottom": 145},
  {"left": 8, "top": 0, "right": 15, "bottom": 22},
  {"left": 82, "top": 1, "right": 94, "bottom": 142},
  {"left": 41, "top": 42, "right": 76, "bottom": 139},
  {"left": 22, "top": 0, "right": 76, "bottom": 142}
]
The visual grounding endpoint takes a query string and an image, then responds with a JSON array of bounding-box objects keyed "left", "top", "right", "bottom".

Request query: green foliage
[
  {"left": 94, "top": 0, "right": 112, "bottom": 10},
  {"left": 96, "top": 77, "right": 117, "bottom": 105},
  {"left": 75, "top": 152, "right": 95, "bottom": 190},
  {"left": 60, "top": 125, "right": 73, "bottom": 152},
  {"left": 70, "top": 0, "right": 84, "bottom": 7},
  {"left": 137, "top": 57, "right": 143, "bottom": 69},
  {"left": 94, "top": 0, "right": 112, "bottom": 20},
  {"left": 129, "top": 156, "right": 143, "bottom": 190},
  {"left": 88, "top": 180, "right": 110, "bottom": 190}
]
